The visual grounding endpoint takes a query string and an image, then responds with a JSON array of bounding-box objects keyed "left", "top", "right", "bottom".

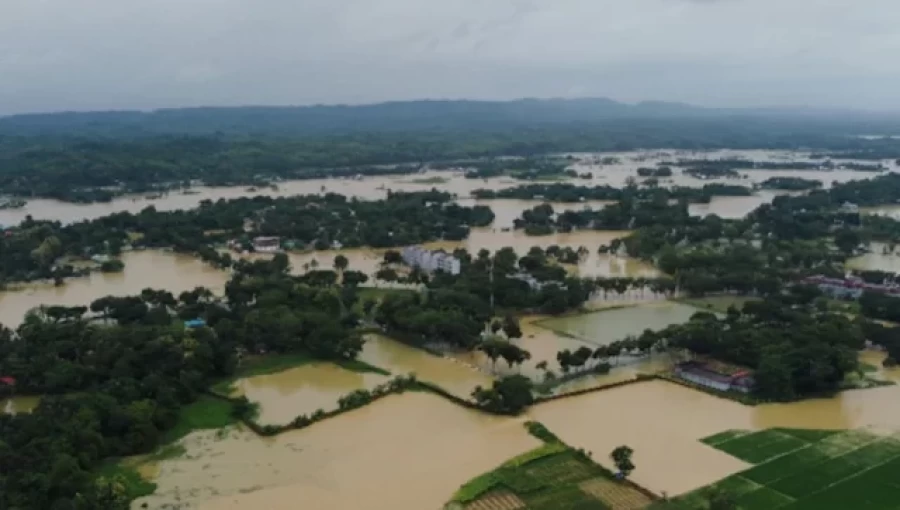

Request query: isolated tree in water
[
  {"left": 611, "top": 445, "right": 635, "bottom": 477},
  {"left": 333, "top": 254, "right": 349, "bottom": 272}
]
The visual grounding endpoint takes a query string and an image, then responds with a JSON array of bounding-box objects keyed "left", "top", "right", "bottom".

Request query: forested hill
[{"left": 3, "top": 98, "right": 900, "bottom": 138}]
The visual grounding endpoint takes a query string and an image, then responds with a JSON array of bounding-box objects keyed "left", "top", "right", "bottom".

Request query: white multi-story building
[{"left": 401, "top": 246, "right": 461, "bottom": 275}]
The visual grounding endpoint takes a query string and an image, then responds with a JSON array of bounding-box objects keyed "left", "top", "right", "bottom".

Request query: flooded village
[{"left": 4, "top": 149, "right": 900, "bottom": 510}]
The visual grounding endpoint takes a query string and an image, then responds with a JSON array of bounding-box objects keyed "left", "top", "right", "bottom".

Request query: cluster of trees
[
  {"left": 462, "top": 158, "right": 572, "bottom": 180},
  {"left": 471, "top": 375, "right": 535, "bottom": 414},
  {"left": 471, "top": 182, "right": 751, "bottom": 204},
  {"left": 0, "top": 253, "right": 372, "bottom": 508},
  {"left": 662, "top": 293, "right": 862, "bottom": 400},
  {"left": 683, "top": 166, "right": 742, "bottom": 179},
  {"left": 637, "top": 166, "right": 673, "bottom": 178},
  {"left": 759, "top": 177, "right": 823, "bottom": 191},
  {"left": 373, "top": 247, "right": 601, "bottom": 348},
  {"left": 512, "top": 197, "right": 694, "bottom": 236},
  {"left": 0, "top": 190, "right": 495, "bottom": 284},
  {"left": 666, "top": 157, "right": 884, "bottom": 172}
]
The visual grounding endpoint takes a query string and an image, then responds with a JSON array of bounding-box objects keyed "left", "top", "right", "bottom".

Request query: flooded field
[
  {"left": 0, "top": 250, "right": 229, "bottom": 327},
  {"left": 449, "top": 303, "right": 696, "bottom": 385},
  {"left": 1, "top": 149, "right": 892, "bottom": 228},
  {"left": 134, "top": 392, "right": 539, "bottom": 510},
  {"left": 1, "top": 395, "right": 40, "bottom": 415},
  {"left": 530, "top": 368, "right": 900, "bottom": 497},
  {"left": 229, "top": 364, "right": 389, "bottom": 426},
  {"left": 538, "top": 302, "right": 702, "bottom": 346},
  {"left": 847, "top": 243, "right": 900, "bottom": 273},
  {"left": 358, "top": 334, "right": 494, "bottom": 399}
]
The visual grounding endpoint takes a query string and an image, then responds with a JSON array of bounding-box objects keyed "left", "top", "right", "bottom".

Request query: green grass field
[
  {"left": 160, "top": 395, "right": 237, "bottom": 444},
  {"left": 451, "top": 423, "right": 653, "bottom": 510},
  {"left": 658, "top": 428, "right": 900, "bottom": 510}
]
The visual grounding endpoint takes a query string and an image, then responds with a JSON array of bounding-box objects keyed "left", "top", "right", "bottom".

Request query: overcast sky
[{"left": 1, "top": 0, "right": 898, "bottom": 115}]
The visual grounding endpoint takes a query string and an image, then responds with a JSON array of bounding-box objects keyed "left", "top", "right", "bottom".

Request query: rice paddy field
[
  {"left": 657, "top": 428, "right": 900, "bottom": 510},
  {"left": 449, "top": 440, "right": 652, "bottom": 510}
]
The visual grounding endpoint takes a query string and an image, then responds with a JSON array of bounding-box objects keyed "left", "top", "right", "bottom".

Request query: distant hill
[{"left": 3, "top": 97, "right": 899, "bottom": 138}]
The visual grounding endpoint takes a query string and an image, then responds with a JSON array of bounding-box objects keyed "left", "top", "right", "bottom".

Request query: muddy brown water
[
  {"left": 230, "top": 364, "right": 390, "bottom": 426},
  {"left": 847, "top": 243, "right": 900, "bottom": 273},
  {"left": 230, "top": 334, "right": 495, "bottom": 426},
  {"left": 359, "top": 334, "right": 495, "bottom": 399},
  {"left": 0, "top": 250, "right": 228, "bottom": 327},
  {"left": 1, "top": 395, "right": 40, "bottom": 415},
  {"left": 132, "top": 392, "right": 540, "bottom": 510},
  {"left": 2, "top": 149, "right": 890, "bottom": 227},
  {"left": 449, "top": 303, "right": 697, "bottom": 383}
]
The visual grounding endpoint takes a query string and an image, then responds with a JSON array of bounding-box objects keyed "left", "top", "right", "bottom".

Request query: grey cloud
[{"left": 0, "top": 0, "right": 899, "bottom": 114}]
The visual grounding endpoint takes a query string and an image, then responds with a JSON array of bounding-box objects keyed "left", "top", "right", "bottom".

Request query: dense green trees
[
  {"left": 661, "top": 296, "right": 862, "bottom": 400},
  {"left": 471, "top": 375, "right": 535, "bottom": 414},
  {"left": 472, "top": 182, "right": 751, "bottom": 204},
  {"left": 0, "top": 190, "right": 494, "bottom": 284},
  {"left": 0, "top": 255, "right": 367, "bottom": 508},
  {"left": 759, "top": 177, "right": 823, "bottom": 191}
]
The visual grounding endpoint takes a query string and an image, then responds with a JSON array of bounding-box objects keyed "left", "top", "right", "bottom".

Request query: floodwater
[
  {"left": 134, "top": 392, "right": 540, "bottom": 510},
  {"left": 1, "top": 395, "right": 40, "bottom": 415},
  {"left": 530, "top": 370, "right": 900, "bottom": 497},
  {"left": 538, "top": 302, "right": 702, "bottom": 346},
  {"left": 450, "top": 304, "right": 694, "bottom": 385},
  {"left": 229, "top": 363, "right": 389, "bottom": 426},
  {"left": 0, "top": 250, "right": 228, "bottom": 327},
  {"left": 2, "top": 149, "right": 892, "bottom": 228},
  {"left": 238, "top": 227, "right": 661, "bottom": 281},
  {"left": 358, "top": 334, "right": 494, "bottom": 399},
  {"left": 847, "top": 243, "right": 900, "bottom": 273}
]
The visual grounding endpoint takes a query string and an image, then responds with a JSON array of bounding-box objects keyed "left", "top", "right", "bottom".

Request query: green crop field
[
  {"left": 656, "top": 428, "right": 900, "bottom": 510},
  {"left": 450, "top": 426, "right": 653, "bottom": 510}
]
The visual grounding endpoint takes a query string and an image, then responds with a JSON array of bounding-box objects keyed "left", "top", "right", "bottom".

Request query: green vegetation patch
[
  {"left": 92, "top": 462, "right": 157, "bottom": 501},
  {"left": 711, "top": 429, "right": 808, "bottom": 464},
  {"left": 742, "top": 447, "right": 831, "bottom": 485},
  {"left": 521, "top": 485, "right": 610, "bottom": 510},
  {"left": 734, "top": 486, "right": 794, "bottom": 509},
  {"left": 451, "top": 442, "right": 567, "bottom": 503},
  {"left": 160, "top": 396, "right": 237, "bottom": 444},
  {"left": 700, "top": 429, "right": 751, "bottom": 446},
  {"left": 669, "top": 428, "right": 900, "bottom": 510},
  {"left": 775, "top": 428, "right": 841, "bottom": 443}
]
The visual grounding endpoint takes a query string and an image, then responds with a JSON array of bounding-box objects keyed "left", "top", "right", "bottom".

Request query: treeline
[
  {"left": 512, "top": 197, "right": 693, "bottom": 236},
  {"left": 0, "top": 253, "right": 371, "bottom": 509},
  {"left": 3, "top": 103, "right": 900, "bottom": 201},
  {"left": 759, "top": 177, "right": 823, "bottom": 191},
  {"left": 0, "top": 190, "right": 494, "bottom": 284},
  {"left": 663, "top": 291, "right": 862, "bottom": 400},
  {"left": 665, "top": 157, "right": 885, "bottom": 172},
  {"left": 471, "top": 182, "right": 752, "bottom": 204},
  {"left": 374, "top": 247, "right": 599, "bottom": 350}
]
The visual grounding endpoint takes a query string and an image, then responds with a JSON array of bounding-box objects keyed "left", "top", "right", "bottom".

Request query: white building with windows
[{"left": 401, "top": 246, "right": 461, "bottom": 275}]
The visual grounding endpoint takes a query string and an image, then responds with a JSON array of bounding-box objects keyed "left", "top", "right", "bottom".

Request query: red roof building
[{"left": 0, "top": 376, "right": 16, "bottom": 386}]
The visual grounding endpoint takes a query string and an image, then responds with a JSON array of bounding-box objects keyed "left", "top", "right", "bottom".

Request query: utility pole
[{"left": 490, "top": 257, "right": 495, "bottom": 311}]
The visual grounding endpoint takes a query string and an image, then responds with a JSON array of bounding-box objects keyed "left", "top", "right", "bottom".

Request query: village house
[
  {"left": 252, "top": 236, "right": 281, "bottom": 253},
  {"left": 401, "top": 246, "right": 461, "bottom": 275},
  {"left": 800, "top": 275, "right": 900, "bottom": 300},
  {"left": 675, "top": 361, "right": 754, "bottom": 393}
]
